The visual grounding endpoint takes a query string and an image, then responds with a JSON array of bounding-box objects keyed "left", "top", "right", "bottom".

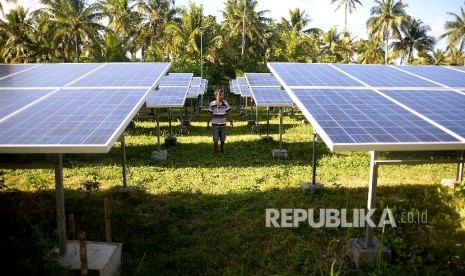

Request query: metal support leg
[
  {"left": 121, "top": 135, "right": 127, "bottom": 188},
  {"left": 168, "top": 108, "right": 172, "bottom": 137},
  {"left": 54, "top": 154, "right": 67, "bottom": 256},
  {"left": 255, "top": 101, "right": 258, "bottom": 123},
  {"left": 365, "top": 151, "right": 379, "bottom": 248},
  {"left": 279, "top": 107, "right": 283, "bottom": 150},
  {"left": 458, "top": 150, "right": 464, "bottom": 183},
  {"left": 266, "top": 107, "right": 270, "bottom": 137},
  {"left": 157, "top": 109, "right": 161, "bottom": 151},
  {"left": 312, "top": 132, "right": 317, "bottom": 185}
]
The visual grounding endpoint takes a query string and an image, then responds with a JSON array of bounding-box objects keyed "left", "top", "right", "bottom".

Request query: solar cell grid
[
  {"left": 0, "top": 63, "right": 103, "bottom": 88},
  {"left": 0, "top": 89, "right": 148, "bottom": 152},
  {"left": 250, "top": 87, "right": 293, "bottom": 107},
  {"left": 0, "top": 89, "right": 56, "bottom": 120},
  {"left": 146, "top": 87, "right": 188, "bottom": 107},
  {"left": 395, "top": 65, "right": 465, "bottom": 88},
  {"left": 381, "top": 90, "right": 465, "bottom": 138},
  {"left": 0, "top": 64, "right": 37, "bottom": 79},
  {"left": 245, "top": 73, "right": 281, "bottom": 87},
  {"left": 268, "top": 62, "right": 361, "bottom": 87},
  {"left": 190, "top": 77, "right": 202, "bottom": 87},
  {"left": 334, "top": 64, "right": 439, "bottom": 88},
  {"left": 290, "top": 89, "right": 461, "bottom": 150},
  {"left": 158, "top": 73, "right": 193, "bottom": 87}
]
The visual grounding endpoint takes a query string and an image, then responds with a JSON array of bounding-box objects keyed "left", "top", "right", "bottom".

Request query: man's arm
[{"left": 226, "top": 112, "right": 233, "bottom": 127}]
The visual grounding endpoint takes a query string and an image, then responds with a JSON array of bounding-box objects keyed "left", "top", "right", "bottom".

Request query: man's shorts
[{"left": 212, "top": 124, "right": 226, "bottom": 142}]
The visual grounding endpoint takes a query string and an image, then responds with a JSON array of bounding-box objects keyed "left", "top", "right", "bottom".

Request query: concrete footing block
[
  {"left": 347, "top": 237, "right": 391, "bottom": 269},
  {"left": 441, "top": 178, "right": 460, "bottom": 188},
  {"left": 261, "top": 136, "right": 273, "bottom": 142},
  {"left": 178, "top": 125, "right": 187, "bottom": 134},
  {"left": 302, "top": 119, "right": 309, "bottom": 124},
  {"left": 247, "top": 120, "right": 256, "bottom": 126},
  {"left": 182, "top": 120, "right": 190, "bottom": 127},
  {"left": 252, "top": 125, "right": 261, "bottom": 133},
  {"left": 151, "top": 150, "right": 167, "bottom": 160},
  {"left": 54, "top": 241, "right": 122, "bottom": 276},
  {"left": 301, "top": 182, "right": 324, "bottom": 192},
  {"left": 272, "top": 149, "right": 288, "bottom": 158}
]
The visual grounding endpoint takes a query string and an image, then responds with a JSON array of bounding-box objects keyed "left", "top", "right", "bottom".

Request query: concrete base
[
  {"left": 302, "top": 119, "right": 309, "bottom": 124},
  {"left": 182, "top": 120, "right": 190, "bottom": 127},
  {"left": 248, "top": 120, "right": 256, "bottom": 126},
  {"left": 178, "top": 125, "right": 187, "bottom": 134},
  {"left": 151, "top": 150, "right": 168, "bottom": 160},
  {"left": 54, "top": 241, "right": 122, "bottom": 276},
  {"left": 252, "top": 125, "right": 261, "bottom": 133},
  {"left": 347, "top": 237, "right": 391, "bottom": 269},
  {"left": 272, "top": 149, "right": 288, "bottom": 158},
  {"left": 441, "top": 178, "right": 460, "bottom": 188},
  {"left": 262, "top": 136, "right": 273, "bottom": 143},
  {"left": 301, "top": 182, "right": 324, "bottom": 192}
]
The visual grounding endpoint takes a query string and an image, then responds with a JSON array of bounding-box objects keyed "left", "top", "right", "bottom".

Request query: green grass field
[{"left": 1, "top": 106, "right": 464, "bottom": 275}]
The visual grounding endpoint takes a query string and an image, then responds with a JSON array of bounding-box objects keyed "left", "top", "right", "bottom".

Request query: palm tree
[
  {"left": 39, "top": 0, "right": 104, "bottom": 62},
  {"left": 330, "top": 0, "right": 362, "bottom": 30},
  {"left": 222, "top": 0, "right": 269, "bottom": 57},
  {"left": 392, "top": 16, "right": 435, "bottom": 64},
  {"left": 440, "top": 3, "right": 465, "bottom": 57},
  {"left": 281, "top": 8, "right": 310, "bottom": 32},
  {"left": 367, "top": 0, "right": 408, "bottom": 64},
  {"left": 0, "top": 5, "right": 35, "bottom": 63},
  {"left": 432, "top": 48, "right": 447, "bottom": 65},
  {"left": 447, "top": 47, "right": 465, "bottom": 65},
  {"left": 0, "top": 0, "right": 17, "bottom": 16},
  {"left": 356, "top": 37, "right": 385, "bottom": 64}
]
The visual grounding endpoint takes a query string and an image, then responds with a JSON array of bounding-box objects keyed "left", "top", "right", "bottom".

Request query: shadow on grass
[{"left": 0, "top": 184, "right": 464, "bottom": 275}]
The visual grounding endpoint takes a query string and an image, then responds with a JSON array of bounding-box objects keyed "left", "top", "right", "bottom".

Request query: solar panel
[
  {"left": 394, "top": 65, "right": 465, "bottom": 88},
  {"left": 288, "top": 89, "right": 462, "bottom": 151},
  {"left": 70, "top": 63, "right": 171, "bottom": 87},
  {"left": 245, "top": 73, "right": 281, "bottom": 87},
  {"left": 450, "top": 66, "right": 465, "bottom": 73},
  {"left": 381, "top": 90, "right": 465, "bottom": 138},
  {"left": 0, "top": 89, "right": 56, "bottom": 120},
  {"left": 186, "top": 86, "right": 203, "bottom": 99},
  {"left": 268, "top": 62, "right": 361, "bottom": 88},
  {"left": 0, "top": 62, "right": 172, "bottom": 154},
  {"left": 158, "top": 73, "right": 193, "bottom": 87},
  {"left": 190, "top": 77, "right": 202, "bottom": 87},
  {"left": 0, "top": 88, "right": 150, "bottom": 153},
  {"left": 334, "top": 64, "right": 439, "bottom": 88},
  {"left": 201, "top": 79, "right": 208, "bottom": 90},
  {"left": 145, "top": 87, "right": 189, "bottom": 108},
  {"left": 236, "top": 77, "right": 248, "bottom": 86},
  {"left": 249, "top": 87, "right": 293, "bottom": 107},
  {"left": 237, "top": 85, "right": 252, "bottom": 97},
  {"left": 0, "top": 63, "right": 103, "bottom": 88},
  {"left": 0, "top": 64, "right": 38, "bottom": 79}
]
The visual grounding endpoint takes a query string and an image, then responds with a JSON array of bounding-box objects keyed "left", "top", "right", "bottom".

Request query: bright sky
[{"left": 5, "top": 0, "right": 464, "bottom": 50}]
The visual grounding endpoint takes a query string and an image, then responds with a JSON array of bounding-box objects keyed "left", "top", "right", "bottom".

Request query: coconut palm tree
[
  {"left": 367, "top": 0, "right": 408, "bottom": 64},
  {"left": 356, "top": 37, "right": 385, "bottom": 64},
  {"left": 330, "top": 0, "right": 362, "bottom": 30},
  {"left": 0, "top": 5, "right": 35, "bottom": 63},
  {"left": 391, "top": 16, "right": 435, "bottom": 64},
  {"left": 39, "top": 0, "right": 104, "bottom": 62},
  {"left": 432, "top": 48, "right": 447, "bottom": 65},
  {"left": 447, "top": 47, "right": 465, "bottom": 65},
  {"left": 440, "top": 2, "right": 465, "bottom": 60},
  {"left": 281, "top": 8, "right": 310, "bottom": 32},
  {"left": 0, "top": 0, "right": 17, "bottom": 16}
]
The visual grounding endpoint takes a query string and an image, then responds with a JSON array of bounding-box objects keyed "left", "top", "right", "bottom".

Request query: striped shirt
[{"left": 208, "top": 100, "right": 231, "bottom": 125}]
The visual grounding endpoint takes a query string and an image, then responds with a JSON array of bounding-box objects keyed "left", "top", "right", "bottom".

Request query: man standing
[{"left": 207, "top": 88, "right": 233, "bottom": 157}]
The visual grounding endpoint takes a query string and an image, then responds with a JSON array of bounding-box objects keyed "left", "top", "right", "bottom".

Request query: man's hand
[
  {"left": 207, "top": 123, "right": 210, "bottom": 129},
  {"left": 230, "top": 121, "right": 233, "bottom": 127}
]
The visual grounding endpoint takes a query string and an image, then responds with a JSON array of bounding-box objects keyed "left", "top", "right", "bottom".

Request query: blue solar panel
[
  {"left": 186, "top": 86, "right": 203, "bottom": 98},
  {"left": 250, "top": 87, "right": 293, "bottom": 107},
  {"left": 238, "top": 85, "right": 252, "bottom": 97},
  {"left": 381, "top": 90, "right": 465, "bottom": 138},
  {"left": 70, "top": 63, "right": 171, "bottom": 87},
  {"left": 394, "top": 65, "right": 465, "bottom": 88},
  {"left": 145, "top": 87, "right": 188, "bottom": 107},
  {"left": 0, "top": 64, "right": 37, "bottom": 78},
  {"left": 236, "top": 77, "right": 248, "bottom": 86},
  {"left": 0, "top": 89, "right": 56, "bottom": 120},
  {"left": 0, "top": 63, "right": 103, "bottom": 87},
  {"left": 290, "top": 89, "right": 461, "bottom": 150},
  {"left": 158, "top": 73, "right": 193, "bottom": 87},
  {"left": 201, "top": 79, "right": 207, "bottom": 89},
  {"left": 450, "top": 66, "right": 465, "bottom": 72},
  {"left": 190, "top": 77, "right": 202, "bottom": 87},
  {"left": 334, "top": 64, "right": 439, "bottom": 87},
  {"left": 268, "top": 63, "right": 361, "bottom": 87},
  {"left": 0, "top": 88, "right": 148, "bottom": 152},
  {"left": 245, "top": 73, "right": 281, "bottom": 87}
]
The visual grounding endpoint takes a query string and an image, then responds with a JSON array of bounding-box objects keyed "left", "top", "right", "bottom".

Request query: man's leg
[
  {"left": 212, "top": 126, "right": 219, "bottom": 157},
  {"left": 214, "top": 142, "right": 219, "bottom": 157},
  {"left": 220, "top": 125, "right": 226, "bottom": 154}
]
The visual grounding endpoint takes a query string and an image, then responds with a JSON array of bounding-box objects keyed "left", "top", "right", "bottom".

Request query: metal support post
[
  {"left": 279, "top": 107, "right": 283, "bottom": 150},
  {"left": 312, "top": 132, "right": 317, "bottom": 185},
  {"left": 157, "top": 109, "right": 161, "bottom": 151},
  {"left": 458, "top": 150, "right": 464, "bottom": 183},
  {"left": 365, "top": 151, "right": 379, "bottom": 248},
  {"left": 266, "top": 107, "right": 270, "bottom": 137},
  {"left": 54, "top": 154, "right": 67, "bottom": 256},
  {"left": 168, "top": 108, "right": 173, "bottom": 137},
  {"left": 121, "top": 135, "right": 127, "bottom": 188}
]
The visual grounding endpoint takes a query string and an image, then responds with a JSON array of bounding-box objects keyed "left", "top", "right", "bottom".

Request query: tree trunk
[
  {"left": 344, "top": 1, "right": 348, "bottom": 31},
  {"left": 241, "top": 2, "right": 246, "bottom": 56},
  {"left": 75, "top": 33, "right": 80, "bottom": 63},
  {"left": 385, "top": 34, "right": 389, "bottom": 65}
]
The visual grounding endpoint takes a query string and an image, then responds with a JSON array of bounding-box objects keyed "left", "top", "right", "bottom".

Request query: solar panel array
[
  {"left": 186, "top": 77, "right": 208, "bottom": 99},
  {"left": 145, "top": 73, "right": 192, "bottom": 107},
  {"left": 230, "top": 77, "right": 252, "bottom": 97},
  {"left": 244, "top": 73, "right": 293, "bottom": 107},
  {"left": 0, "top": 62, "right": 171, "bottom": 154},
  {"left": 268, "top": 63, "right": 465, "bottom": 151}
]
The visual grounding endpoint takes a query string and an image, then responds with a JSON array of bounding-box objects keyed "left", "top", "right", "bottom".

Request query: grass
[{"left": 1, "top": 105, "right": 465, "bottom": 275}]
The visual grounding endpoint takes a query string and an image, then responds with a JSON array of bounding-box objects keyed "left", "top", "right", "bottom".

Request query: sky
[{"left": 4, "top": 0, "right": 464, "bottom": 50}]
